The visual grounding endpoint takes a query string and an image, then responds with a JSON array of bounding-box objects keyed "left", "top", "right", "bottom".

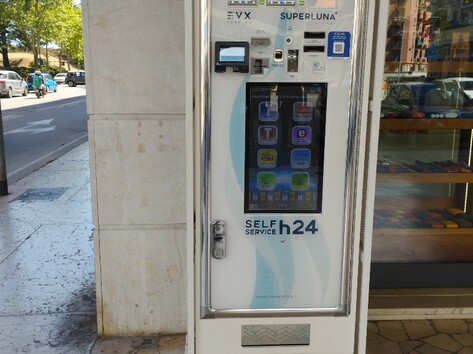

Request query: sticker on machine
[
  {"left": 244, "top": 217, "right": 319, "bottom": 236},
  {"left": 327, "top": 31, "right": 351, "bottom": 59},
  {"left": 311, "top": 55, "right": 326, "bottom": 73}
]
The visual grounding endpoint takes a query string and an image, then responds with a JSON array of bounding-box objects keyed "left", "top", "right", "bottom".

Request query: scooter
[{"left": 35, "top": 84, "right": 46, "bottom": 98}]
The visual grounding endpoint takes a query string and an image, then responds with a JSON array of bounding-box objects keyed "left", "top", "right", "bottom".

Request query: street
[{"left": 1, "top": 85, "right": 87, "bottom": 183}]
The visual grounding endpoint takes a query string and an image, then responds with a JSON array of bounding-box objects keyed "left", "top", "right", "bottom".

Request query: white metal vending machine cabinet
[{"left": 192, "top": 0, "right": 374, "bottom": 352}]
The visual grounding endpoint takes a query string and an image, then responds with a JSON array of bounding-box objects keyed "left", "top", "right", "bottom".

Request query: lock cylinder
[{"left": 211, "top": 220, "right": 227, "bottom": 259}]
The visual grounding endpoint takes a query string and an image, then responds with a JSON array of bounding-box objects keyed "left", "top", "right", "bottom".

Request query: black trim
[{"left": 370, "top": 262, "right": 473, "bottom": 288}]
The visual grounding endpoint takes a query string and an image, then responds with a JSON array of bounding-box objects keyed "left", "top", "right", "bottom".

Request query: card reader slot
[
  {"left": 304, "top": 31, "right": 326, "bottom": 39},
  {"left": 303, "top": 45, "right": 325, "bottom": 52}
]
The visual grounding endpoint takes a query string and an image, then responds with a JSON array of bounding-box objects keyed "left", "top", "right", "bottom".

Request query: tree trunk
[
  {"left": 33, "top": 0, "right": 41, "bottom": 69},
  {"left": 58, "top": 48, "right": 64, "bottom": 71},
  {"left": 45, "top": 43, "right": 49, "bottom": 67},
  {"left": 0, "top": 29, "right": 9, "bottom": 69},
  {"left": 1, "top": 47, "right": 9, "bottom": 69},
  {"left": 33, "top": 48, "right": 39, "bottom": 69}
]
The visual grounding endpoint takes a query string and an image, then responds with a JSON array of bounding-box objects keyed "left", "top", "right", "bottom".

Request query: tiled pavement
[{"left": 367, "top": 319, "right": 473, "bottom": 353}]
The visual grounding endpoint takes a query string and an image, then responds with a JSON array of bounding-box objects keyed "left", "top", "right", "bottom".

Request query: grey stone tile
[
  {"left": 4, "top": 201, "right": 92, "bottom": 225},
  {"left": 424, "top": 333, "right": 462, "bottom": 353},
  {"left": 91, "top": 335, "right": 186, "bottom": 354},
  {"left": 0, "top": 224, "right": 95, "bottom": 316},
  {"left": 367, "top": 319, "right": 473, "bottom": 354},
  {"left": 403, "top": 320, "right": 436, "bottom": 339},
  {"left": 378, "top": 321, "right": 409, "bottom": 342},
  {"left": 366, "top": 331, "right": 403, "bottom": 354},
  {"left": 454, "top": 333, "right": 473, "bottom": 347},
  {"left": 0, "top": 314, "right": 96, "bottom": 354},
  {"left": 416, "top": 343, "right": 451, "bottom": 354},
  {"left": 367, "top": 321, "right": 379, "bottom": 334},
  {"left": 0, "top": 221, "right": 40, "bottom": 262},
  {"left": 433, "top": 319, "right": 469, "bottom": 334},
  {"left": 400, "top": 340, "right": 423, "bottom": 353}
]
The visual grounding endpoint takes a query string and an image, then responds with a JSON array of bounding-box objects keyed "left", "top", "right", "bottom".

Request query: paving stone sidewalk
[{"left": 367, "top": 319, "right": 473, "bottom": 353}]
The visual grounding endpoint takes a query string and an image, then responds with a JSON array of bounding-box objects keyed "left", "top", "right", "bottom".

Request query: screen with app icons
[{"left": 244, "top": 82, "right": 327, "bottom": 213}]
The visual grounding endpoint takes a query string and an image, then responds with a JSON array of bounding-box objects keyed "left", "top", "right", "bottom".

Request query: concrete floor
[
  {"left": 0, "top": 143, "right": 185, "bottom": 353},
  {"left": 0, "top": 143, "right": 96, "bottom": 353}
]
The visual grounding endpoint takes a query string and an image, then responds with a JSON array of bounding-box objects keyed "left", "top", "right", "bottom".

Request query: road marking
[
  {"left": 5, "top": 119, "right": 55, "bottom": 135},
  {"left": 3, "top": 114, "right": 21, "bottom": 121},
  {"left": 37, "top": 101, "right": 82, "bottom": 111}
]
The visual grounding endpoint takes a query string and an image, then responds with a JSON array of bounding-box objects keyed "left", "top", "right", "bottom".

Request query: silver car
[
  {"left": 0, "top": 70, "right": 28, "bottom": 98},
  {"left": 54, "top": 72, "right": 67, "bottom": 84}
]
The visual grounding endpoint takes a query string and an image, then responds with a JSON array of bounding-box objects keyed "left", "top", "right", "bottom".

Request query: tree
[
  {"left": 15, "top": 0, "right": 57, "bottom": 67},
  {"left": 0, "top": 0, "right": 18, "bottom": 68},
  {"left": 4, "top": 0, "right": 83, "bottom": 70},
  {"left": 55, "top": 2, "right": 83, "bottom": 70}
]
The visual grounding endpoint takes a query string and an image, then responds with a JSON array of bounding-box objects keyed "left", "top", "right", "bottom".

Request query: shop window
[{"left": 372, "top": 0, "right": 473, "bottom": 287}]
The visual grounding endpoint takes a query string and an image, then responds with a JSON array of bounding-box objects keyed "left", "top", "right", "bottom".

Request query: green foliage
[
  {"left": 1, "top": 0, "right": 83, "bottom": 69},
  {"left": 16, "top": 66, "right": 30, "bottom": 78}
]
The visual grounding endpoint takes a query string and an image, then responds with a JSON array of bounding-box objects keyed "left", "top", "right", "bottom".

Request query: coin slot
[{"left": 251, "top": 58, "right": 269, "bottom": 74}]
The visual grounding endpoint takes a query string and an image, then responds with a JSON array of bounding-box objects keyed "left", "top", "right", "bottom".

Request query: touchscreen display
[{"left": 244, "top": 83, "right": 327, "bottom": 213}]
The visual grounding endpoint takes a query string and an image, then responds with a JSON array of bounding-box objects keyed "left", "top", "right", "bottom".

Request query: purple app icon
[{"left": 292, "top": 126, "right": 312, "bottom": 145}]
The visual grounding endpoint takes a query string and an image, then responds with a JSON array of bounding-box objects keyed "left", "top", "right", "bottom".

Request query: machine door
[
  {"left": 195, "top": 0, "right": 371, "bottom": 352},
  {"left": 208, "top": 80, "right": 334, "bottom": 310}
]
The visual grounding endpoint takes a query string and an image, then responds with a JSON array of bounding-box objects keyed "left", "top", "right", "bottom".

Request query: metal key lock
[{"left": 211, "top": 220, "right": 226, "bottom": 259}]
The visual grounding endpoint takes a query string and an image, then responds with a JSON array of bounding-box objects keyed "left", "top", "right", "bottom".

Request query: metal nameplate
[{"left": 241, "top": 324, "right": 310, "bottom": 346}]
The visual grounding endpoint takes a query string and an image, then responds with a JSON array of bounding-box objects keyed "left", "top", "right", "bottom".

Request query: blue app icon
[
  {"left": 259, "top": 101, "right": 278, "bottom": 121},
  {"left": 291, "top": 148, "right": 311, "bottom": 168}
]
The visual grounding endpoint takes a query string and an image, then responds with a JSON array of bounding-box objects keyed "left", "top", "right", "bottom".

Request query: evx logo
[{"left": 227, "top": 11, "right": 252, "bottom": 22}]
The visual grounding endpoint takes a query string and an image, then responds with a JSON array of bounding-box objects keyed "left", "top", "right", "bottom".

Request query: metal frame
[{"left": 198, "top": 0, "right": 370, "bottom": 319}]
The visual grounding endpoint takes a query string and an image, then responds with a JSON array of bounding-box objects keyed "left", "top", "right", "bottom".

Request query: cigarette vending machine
[{"left": 191, "top": 0, "right": 378, "bottom": 352}]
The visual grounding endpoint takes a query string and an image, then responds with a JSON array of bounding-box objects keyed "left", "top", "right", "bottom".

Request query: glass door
[{"left": 371, "top": 0, "right": 473, "bottom": 288}]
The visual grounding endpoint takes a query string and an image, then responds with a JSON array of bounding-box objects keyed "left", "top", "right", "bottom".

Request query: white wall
[{"left": 82, "top": 0, "right": 187, "bottom": 335}]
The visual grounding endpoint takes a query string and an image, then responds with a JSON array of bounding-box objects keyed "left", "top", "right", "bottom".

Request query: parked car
[
  {"left": 0, "top": 70, "right": 28, "bottom": 98},
  {"left": 54, "top": 72, "right": 67, "bottom": 84},
  {"left": 439, "top": 77, "right": 473, "bottom": 99},
  {"left": 65, "top": 70, "right": 86, "bottom": 87},
  {"left": 381, "top": 81, "right": 473, "bottom": 119},
  {"left": 26, "top": 73, "right": 58, "bottom": 93}
]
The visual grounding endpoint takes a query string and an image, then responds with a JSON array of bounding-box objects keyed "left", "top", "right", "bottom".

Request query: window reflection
[{"left": 374, "top": 0, "right": 473, "bottom": 266}]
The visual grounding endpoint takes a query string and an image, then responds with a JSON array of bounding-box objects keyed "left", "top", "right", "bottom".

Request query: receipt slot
[{"left": 191, "top": 0, "right": 379, "bottom": 352}]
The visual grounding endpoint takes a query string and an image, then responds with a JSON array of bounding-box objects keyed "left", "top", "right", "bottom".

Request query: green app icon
[
  {"left": 291, "top": 172, "right": 309, "bottom": 191},
  {"left": 257, "top": 172, "right": 276, "bottom": 191}
]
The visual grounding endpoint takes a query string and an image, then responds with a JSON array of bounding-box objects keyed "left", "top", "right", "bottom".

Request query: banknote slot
[
  {"left": 303, "top": 45, "right": 325, "bottom": 52},
  {"left": 304, "top": 31, "right": 326, "bottom": 39}
]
